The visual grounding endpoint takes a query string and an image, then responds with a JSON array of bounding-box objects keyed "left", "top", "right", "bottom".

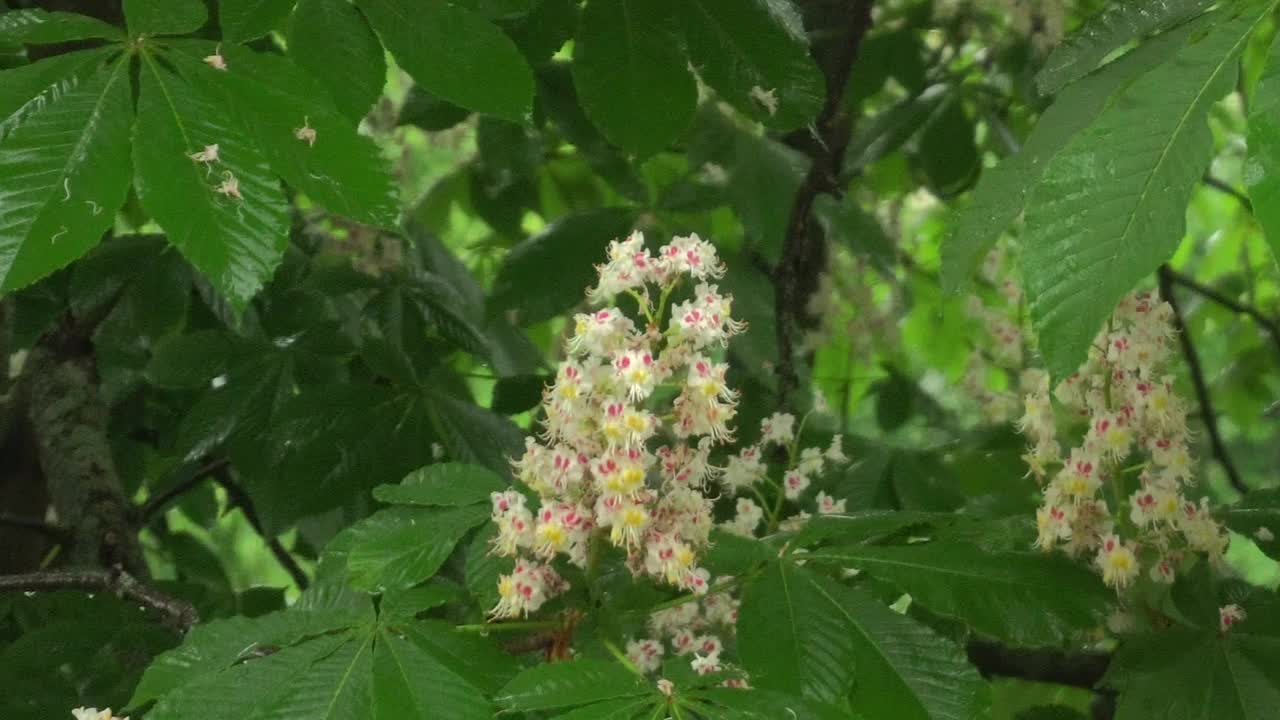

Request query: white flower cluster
[
  {"left": 718, "top": 410, "right": 849, "bottom": 537},
  {"left": 490, "top": 232, "right": 746, "bottom": 618},
  {"left": 628, "top": 586, "right": 742, "bottom": 680},
  {"left": 72, "top": 709, "right": 128, "bottom": 720},
  {"left": 1019, "top": 291, "right": 1229, "bottom": 591}
]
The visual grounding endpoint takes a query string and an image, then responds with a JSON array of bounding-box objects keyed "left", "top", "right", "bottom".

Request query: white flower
[
  {"left": 1219, "top": 604, "right": 1247, "bottom": 632},
  {"left": 783, "top": 469, "right": 809, "bottom": 500},
  {"left": 760, "top": 412, "right": 796, "bottom": 446},
  {"left": 815, "top": 491, "right": 846, "bottom": 515},
  {"left": 73, "top": 708, "right": 128, "bottom": 720},
  {"left": 626, "top": 638, "right": 665, "bottom": 673},
  {"left": 1094, "top": 534, "right": 1139, "bottom": 590}
]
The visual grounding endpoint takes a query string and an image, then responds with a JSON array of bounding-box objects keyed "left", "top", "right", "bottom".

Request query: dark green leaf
[
  {"left": 1219, "top": 488, "right": 1280, "bottom": 559},
  {"left": 488, "top": 208, "right": 637, "bottom": 324},
  {"left": 738, "top": 561, "right": 857, "bottom": 702},
  {"left": 916, "top": 96, "right": 979, "bottom": 197},
  {"left": 0, "top": 48, "right": 115, "bottom": 139},
  {"left": 495, "top": 659, "right": 650, "bottom": 711},
  {"left": 130, "top": 608, "right": 368, "bottom": 707},
  {"left": 1035, "top": 0, "right": 1215, "bottom": 94},
  {"left": 810, "top": 542, "right": 1111, "bottom": 646},
  {"left": 687, "top": 686, "right": 854, "bottom": 720},
  {"left": 345, "top": 504, "right": 490, "bottom": 591},
  {"left": 1021, "top": 6, "right": 1264, "bottom": 378},
  {"left": 491, "top": 373, "right": 549, "bottom": 414},
  {"left": 426, "top": 388, "right": 525, "bottom": 474},
  {"left": 145, "top": 330, "right": 241, "bottom": 389},
  {"left": 572, "top": 0, "right": 695, "bottom": 156},
  {"left": 133, "top": 50, "right": 289, "bottom": 312},
  {"left": 220, "top": 0, "right": 295, "bottom": 43},
  {"left": 813, "top": 194, "right": 895, "bottom": 273},
  {"left": 680, "top": 0, "right": 824, "bottom": 129},
  {"left": 124, "top": 0, "right": 208, "bottom": 36},
  {"left": 398, "top": 86, "right": 471, "bottom": 131},
  {"left": 0, "top": 9, "right": 123, "bottom": 44},
  {"left": 0, "top": 57, "right": 132, "bottom": 293},
  {"left": 372, "top": 463, "right": 508, "bottom": 507},
  {"left": 358, "top": 0, "right": 534, "bottom": 121},
  {"left": 288, "top": 0, "right": 387, "bottom": 122},
  {"left": 810, "top": 576, "right": 983, "bottom": 720},
  {"left": 188, "top": 45, "right": 398, "bottom": 228}
]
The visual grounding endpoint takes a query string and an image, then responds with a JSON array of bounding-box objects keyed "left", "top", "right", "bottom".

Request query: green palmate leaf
[
  {"left": 942, "top": 16, "right": 1207, "bottom": 293},
  {"left": 790, "top": 510, "right": 951, "bottom": 549},
  {"left": 345, "top": 504, "right": 490, "bottom": 591},
  {"left": 549, "top": 697, "right": 658, "bottom": 719},
  {"left": 0, "top": 9, "right": 124, "bottom": 45},
  {"left": 220, "top": 0, "right": 295, "bottom": 43},
  {"left": 372, "top": 463, "right": 508, "bottom": 507},
  {"left": 288, "top": 0, "right": 387, "bottom": 122},
  {"left": 1020, "top": 3, "right": 1271, "bottom": 379},
  {"left": 1247, "top": 37, "right": 1280, "bottom": 263},
  {"left": 810, "top": 542, "right": 1110, "bottom": 646},
  {"left": 572, "top": 0, "right": 696, "bottom": 157},
  {"left": 1106, "top": 622, "right": 1280, "bottom": 719},
  {"left": 728, "top": 126, "right": 809, "bottom": 263},
  {"left": 809, "top": 576, "right": 983, "bottom": 720},
  {"left": 133, "top": 50, "right": 289, "bottom": 312},
  {"left": 145, "top": 329, "right": 240, "bottom": 389},
  {"left": 686, "top": 687, "right": 854, "bottom": 720},
  {"left": 372, "top": 624, "right": 498, "bottom": 720},
  {"left": 124, "top": 0, "right": 208, "bottom": 36},
  {"left": 488, "top": 208, "right": 637, "bottom": 323},
  {"left": 737, "top": 561, "right": 857, "bottom": 703},
  {"left": 174, "top": 45, "right": 398, "bottom": 228},
  {"left": 261, "top": 632, "right": 375, "bottom": 720},
  {"left": 0, "top": 56, "right": 132, "bottom": 292},
  {"left": 379, "top": 581, "right": 466, "bottom": 619},
  {"left": 490, "top": 373, "right": 549, "bottom": 414},
  {"left": 0, "top": 48, "right": 116, "bottom": 138},
  {"left": 679, "top": 0, "right": 824, "bottom": 129},
  {"left": 357, "top": 0, "right": 534, "bottom": 121},
  {"left": 495, "top": 659, "right": 651, "bottom": 711},
  {"left": 465, "top": 524, "right": 510, "bottom": 608},
  {"left": 813, "top": 194, "right": 896, "bottom": 273},
  {"left": 1220, "top": 488, "right": 1280, "bottom": 559},
  {"left": 411, "top": 272, "right": 491, "bottom": 356},
  {"left": 426, "top": 388, "right": 525, "bottom": 474},
  {"left": 1036, "top": 0, "right": 1215, "bottom": 94},
  {"left": 129, "top": 607, "right": 370, "bottom": 707}
]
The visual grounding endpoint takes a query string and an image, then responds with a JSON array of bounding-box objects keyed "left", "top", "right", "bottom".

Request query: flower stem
[
  {"left": 454, "top": 620, "right": 560, "bottom": 634},
  {"left": 604, "top": 638, "right": 644, "bottom": 677}
]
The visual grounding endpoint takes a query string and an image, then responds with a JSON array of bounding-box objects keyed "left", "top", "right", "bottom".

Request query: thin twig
[
  {"left": 0, "top": 568, "right": 199, "bottom": 632},
  {"left": 1163, "top": 268, "right": 1280, "bottom": 362},
  {"left": 137, "top": 458, "right": 230, "bottom": 524},
  {"left": 1157, "top": 265, "right": 1248, "bottom": 494},
  {"left": 213, "top": 470, "right": 310, "bottom": 590},
  {"left": 1202, "top": 174, "right": 1253, "bottom": 213},
  {"left": 0, "top": 514, "right": 72, "bottom": 544}
]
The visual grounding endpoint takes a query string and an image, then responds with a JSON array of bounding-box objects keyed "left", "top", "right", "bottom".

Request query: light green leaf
[
  {"left": 809, "top": 542, "right": 1110, "bottom": 646},
  {"left": 182, "top": 45, "right": 398, "bottom": 228},
  {"left": 1021, "top": 4, "right": 1270, "bottom": 379},
  {"left": 372, "top": 463, "right": 508, "bottom": 507},
  {"left": 738, "top": 561, "right": 857, "bottom": 703},
  {"left": 257, "top": 631, "right": 375, "bottom": 720},
  {"left": 809, "top": 576, "right": 983, "bottom": 720},
  {"left": 124, "top": 0, "right": 208, "bottom": 36},
  {"left": 129, "top": 607, "right": 369, "bottom": 708},
  {"left": 357, "top": 0, "right": 534, "bottom": 121},
  {"left": 288, "top": 0, "right": 387, "bottom": 122},
  {"left": 220, "top": 0, "right": 295, "bottom": 43},
  {"left": 372, "top": 624, "right": 496, "bottom": 720},
  {"left": 0, "top": 57, "right": 132, "bottom": 292},
  {"left": 0, "top": 9, "right": 123, "bottom": 44},
  {"left": 942, "top": 16, "right": 1207, "bottom": 293},
  {"left": 572, "top": 0, "right": 695, "bottom": 156},
  {"left": 488, "top": 207, "right": 636, "bottom": 323},
  {"left": 1247, "top": 37, "right": 1280, "bottom": 263},
  {"left": 345, "top": 504, "right": 490, "bottom": 591},
  {"left": 133, "top": 50, "right": 289, "bottom": 312},
  {"left": 495, "top": 659, "right": 651, "bottom": 711},
  {"left": 680, "top": 0, "right": 824, "bottom": 130},
  {"left": 1036, "top": 0, "right": 1215, "bottom": 94}
]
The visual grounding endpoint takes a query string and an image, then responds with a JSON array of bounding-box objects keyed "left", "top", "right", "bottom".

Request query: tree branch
[
  {"left": 773, "top": 0, "right": 876, "bottom": 408},
  {"left": 966, "top": 638, "right": 1112, "bottom": 690},
  {"left": 213, "top": 469, "right": 310, "bottom": 591},
  {"left": 1157, "top": 265, "right": 1248, "bottom": 494},
  {"left": 1163, "top": 268, "right": 1280, "bottom": 362},
  {"left": 0, "top": 513, "right": 72, "bottom": 544},
  {"left": 0, "top": 569, "right": 198, "bottom": 632},
  {"left": 137, "top": 459, "right": 230, "bottom": 524}
]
